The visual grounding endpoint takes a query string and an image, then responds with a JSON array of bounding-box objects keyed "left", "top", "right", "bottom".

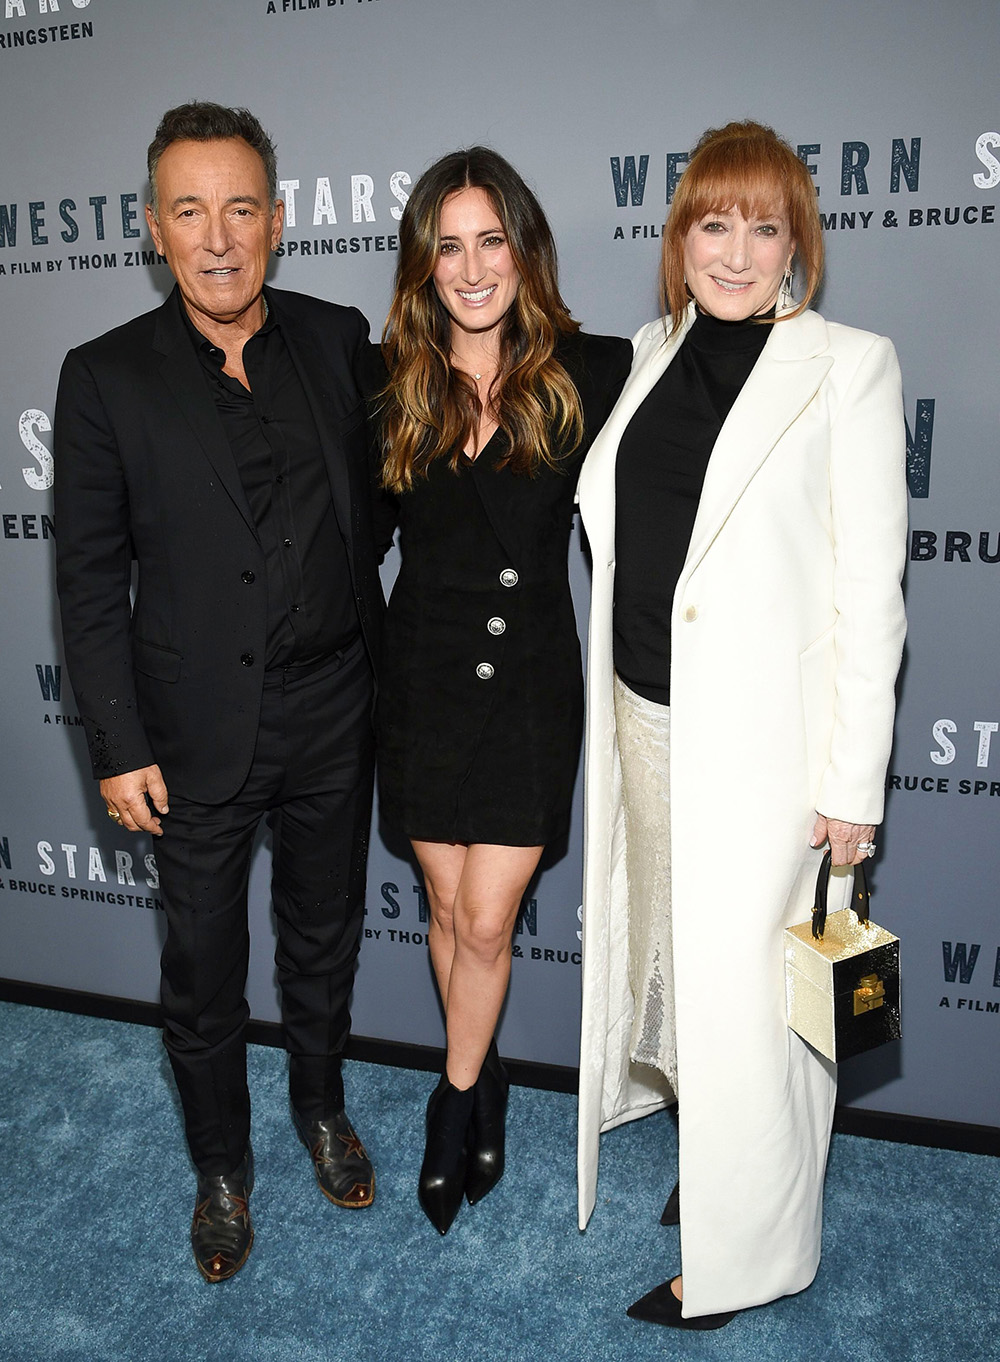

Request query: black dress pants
[{"left": 155, "top": 638, "right": 374, "bottom": 1176}]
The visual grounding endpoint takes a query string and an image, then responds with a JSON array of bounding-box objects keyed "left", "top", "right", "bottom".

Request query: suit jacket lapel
[
  {"left": 682, "top": 309, "right": 832, "bottom": 578},
  {"left": 153, "top": 288, "right": 258, "bottom": 538},
  {"left": 276, "top": 294, "right": 356, "bottom": 553}
]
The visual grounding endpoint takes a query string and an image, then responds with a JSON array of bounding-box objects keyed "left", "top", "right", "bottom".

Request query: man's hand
[
  {"left": 100, "top": 765, "right": 169, "bottom": 836},
  {"left": 811, "top": 813, "right": 876, "bottom": 867}
]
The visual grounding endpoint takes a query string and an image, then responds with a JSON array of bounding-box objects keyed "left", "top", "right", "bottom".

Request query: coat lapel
[
  {"left": 153, "top": 288, "right": 258, "bottom": 538},
  {"left": 681, "top": 309, "right": 832, "bottom": 579}
]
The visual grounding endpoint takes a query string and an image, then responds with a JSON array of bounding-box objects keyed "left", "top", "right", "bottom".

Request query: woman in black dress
[{"left": 377, "top": 147, "right": 630, "bottom": 1234}]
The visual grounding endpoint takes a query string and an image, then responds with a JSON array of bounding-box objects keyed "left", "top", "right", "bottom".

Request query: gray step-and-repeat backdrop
[{"left": 1, "top": 0, "right": 997, "bottom": 1127}]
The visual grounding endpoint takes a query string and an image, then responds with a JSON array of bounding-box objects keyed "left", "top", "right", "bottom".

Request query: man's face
[{"left": 146, "top": 137, "right": 283, "bottom": 335}]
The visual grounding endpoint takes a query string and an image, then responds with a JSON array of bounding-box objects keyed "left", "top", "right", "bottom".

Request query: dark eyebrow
[
  {"left": 439, "top": 227, "right": 505, "bottom": 242},
  {"left": 168, "top": 194, "right": 264, "bottom": 210}
]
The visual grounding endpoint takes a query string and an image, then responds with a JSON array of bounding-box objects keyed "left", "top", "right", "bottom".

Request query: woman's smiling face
[
  {"left": 432, "top": 186, "right": 521, "bottom": 341},
  {"left": 682, "top": 205, "right": 794, "bottom": 319}
]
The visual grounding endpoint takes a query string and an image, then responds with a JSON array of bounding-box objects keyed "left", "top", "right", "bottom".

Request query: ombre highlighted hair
[
  {"left": 661, "top": 120, "right": 824, "bottom": 336},
  {"left": 379, "top": 147, "right": 583, "bottom": 492}
]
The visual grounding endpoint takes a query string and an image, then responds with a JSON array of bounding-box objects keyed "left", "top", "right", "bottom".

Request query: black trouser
[{"left": 155, "top": 638, "right": 374, "bottom": 1176}]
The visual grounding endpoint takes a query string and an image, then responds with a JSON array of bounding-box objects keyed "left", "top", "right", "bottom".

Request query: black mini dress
[{"left": 377, "top": 331, "right": 631, "bottom": 846}]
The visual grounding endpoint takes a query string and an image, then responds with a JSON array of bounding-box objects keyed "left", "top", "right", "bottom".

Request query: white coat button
[
  {"left": 683, "top": 605, "right": 698, "bottom": 622},
  {"left": 487, "top": 617, "right": 506, "bottom": 635},
  {"left": 499, "top": 569, "right": 518, "bottom": 588},
  {"left": 476, "top": 662, "right": 495, "bottom": 680}
]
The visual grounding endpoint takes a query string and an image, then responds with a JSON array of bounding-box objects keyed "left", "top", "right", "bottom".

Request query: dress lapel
[{"left": 462, "top": 434, "right": 523, "bottom": 563}]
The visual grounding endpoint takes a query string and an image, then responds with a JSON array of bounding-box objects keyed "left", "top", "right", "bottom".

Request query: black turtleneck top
[{"left": 613, "top": 308, "right": 773, "bottom": 704}]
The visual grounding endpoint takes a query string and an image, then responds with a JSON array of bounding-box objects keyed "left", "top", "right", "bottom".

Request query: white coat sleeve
[{"left": 816, "top": 334, "right": 908, "bottom": 824}]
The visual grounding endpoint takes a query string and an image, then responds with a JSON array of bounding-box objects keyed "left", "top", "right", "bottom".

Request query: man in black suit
[{"left": 54, "top": 103, "right": 385, "bottom": 1282}]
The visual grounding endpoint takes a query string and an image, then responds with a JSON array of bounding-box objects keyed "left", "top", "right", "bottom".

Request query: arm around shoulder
[{"left": 572, "top": 331, "right": 635, "bottom": 432}]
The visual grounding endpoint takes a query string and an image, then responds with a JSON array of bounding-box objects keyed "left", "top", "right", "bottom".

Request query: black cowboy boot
[
  {"left": 190, "top": 1146, "right": 254, "bottom": 1283},
  {"left": 292, "top": 1105, "right": 375, "bottom": 1208}
]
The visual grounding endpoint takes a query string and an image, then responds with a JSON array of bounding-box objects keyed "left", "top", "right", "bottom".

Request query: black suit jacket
[{"left": 54, "top": 284, "right": 385, "bottom": 804}]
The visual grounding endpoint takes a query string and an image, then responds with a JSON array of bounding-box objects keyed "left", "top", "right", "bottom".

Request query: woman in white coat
[{"left": 576, "top": 121, "right": 907, "bottom": 1330}]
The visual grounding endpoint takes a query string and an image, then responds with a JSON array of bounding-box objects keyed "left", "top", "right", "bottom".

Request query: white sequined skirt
[{"left": 613, "top": 674, "right": 678, "bottom": 1090}]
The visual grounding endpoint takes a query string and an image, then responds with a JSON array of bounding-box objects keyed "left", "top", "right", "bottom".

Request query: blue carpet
[{"left": 0, "top": 1001, "right": 997, "bottom": 1361}]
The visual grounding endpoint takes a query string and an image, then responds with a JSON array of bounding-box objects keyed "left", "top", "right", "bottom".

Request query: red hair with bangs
[{"left": 661, "top": 120, "right": 824, "bottom": 335}]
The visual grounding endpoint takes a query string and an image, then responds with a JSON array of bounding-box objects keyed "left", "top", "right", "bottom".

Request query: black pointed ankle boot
[
  {"left": 466, "top": 1039, "right": 509, "bottom": 1205},
  {"left": 418, "top": 1075, "right": 474, "bottom": 1234}
]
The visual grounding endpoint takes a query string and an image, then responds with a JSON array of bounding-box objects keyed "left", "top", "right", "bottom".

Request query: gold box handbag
[{"left": 784, "top": 851, "right": 901, "bottom": 1062}]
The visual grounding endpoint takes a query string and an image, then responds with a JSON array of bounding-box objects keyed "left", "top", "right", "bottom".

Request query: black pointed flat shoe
[
  {"left": 660, "top": 1179, "right": 680, "bottom": 1225},
  {"left": 466, "top": 1039, "right": 509, "bottom": 1205},
  {"left": 191, "top": 1146, "right": 255, "bottom": 1283},
  {"left": 292, "top": 1106, "right": 375, "bottom": 1208},
  {"left": 418, "top": 1075, "right": 474, "bottom": 1234},
  {"left": 627, "top": 1277, "right": 736, "bottom": 1331}
]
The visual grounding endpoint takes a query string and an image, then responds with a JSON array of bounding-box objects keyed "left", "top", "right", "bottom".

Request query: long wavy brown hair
[
  {"left": 661, "top": 120, "right": 825, "bottom": 336},
  {"left": 380, "top": 147, "right": 583, "bottom": 492}
]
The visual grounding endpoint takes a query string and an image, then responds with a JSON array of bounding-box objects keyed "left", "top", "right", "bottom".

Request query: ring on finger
[
  {"left": 107, "top": 807, "right": 123, "bottom": 824},
  {"left": 857, "top": 840, "right": 876, "bottom": 858}
]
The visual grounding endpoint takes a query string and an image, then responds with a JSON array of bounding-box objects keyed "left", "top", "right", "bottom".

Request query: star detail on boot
[
  {"left": 224, "top": 1193, "right": 250, "bottom": 1225},
  {"left": 191, "top": 1188, "right": 250, "bottom": 1233},
  {"left": 337, "top": 1130, "right": 368, "bottom": 1161},
  {"left": 192, "top": 1196, "right": 213, "bottom": 1231},
  {"left": 310, "top": 1137, "right": 332, "bottom": 1166}
]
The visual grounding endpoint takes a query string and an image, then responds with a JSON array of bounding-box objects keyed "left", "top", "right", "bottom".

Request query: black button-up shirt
[{"left": 187, "top": 300, "right": 359, "bottom": 669}]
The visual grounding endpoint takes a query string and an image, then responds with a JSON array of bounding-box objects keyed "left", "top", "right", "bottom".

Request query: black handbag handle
[{"left": 811, "top": 849, "right": 870, "bottom": 940}]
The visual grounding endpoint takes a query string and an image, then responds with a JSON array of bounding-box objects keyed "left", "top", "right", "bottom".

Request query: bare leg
[
  {"left": 412, "top": 840, "right": 543, "bottom": 1088},
  {"left": 411, "top": 840, "right": 468, "bottom": 1008}
]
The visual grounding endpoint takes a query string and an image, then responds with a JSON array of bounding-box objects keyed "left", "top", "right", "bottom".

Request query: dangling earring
[{"left": 779, "top": 262, "right": 794, "bottom": 312}]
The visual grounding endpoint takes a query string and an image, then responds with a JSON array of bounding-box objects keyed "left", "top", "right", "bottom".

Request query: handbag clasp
[{"left": 853, "top": 973, "right": 885, "bottom": 1015}]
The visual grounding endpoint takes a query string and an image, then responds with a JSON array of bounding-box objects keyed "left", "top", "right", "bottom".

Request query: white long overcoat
[{"left": 576, "top": 305, "right": 908, "bottom": 1317}]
